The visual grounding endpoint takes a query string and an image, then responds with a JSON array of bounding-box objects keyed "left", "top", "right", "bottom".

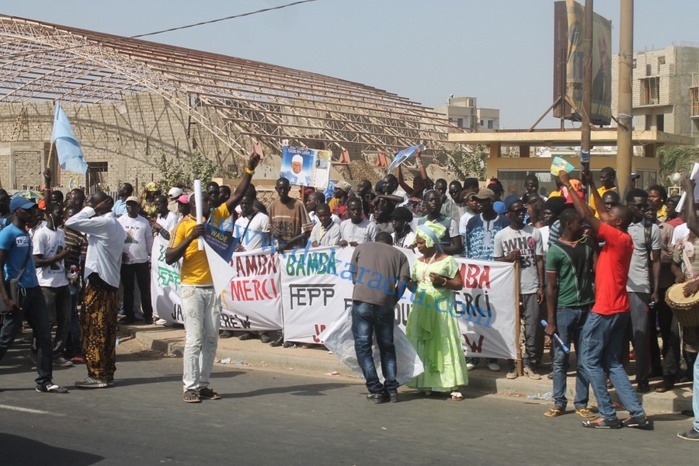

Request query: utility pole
[
  {"left": 617, "top": 0, "right": 634, "bottom": 194},
  {"left": 580, "top": 0, "right": 593, "bottom": 172}
]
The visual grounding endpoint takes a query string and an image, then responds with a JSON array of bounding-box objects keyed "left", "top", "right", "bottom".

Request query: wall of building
[
  {"left": 0, "top": 93, "right": 243, "bottom": 192},
  {"left": 611, "top": 45, "right": 699, "bottom": 138}
]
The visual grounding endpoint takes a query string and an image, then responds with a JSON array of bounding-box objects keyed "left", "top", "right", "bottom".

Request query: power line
[{"left": 132, "top": 0, "right": 318, "bottom": 39}]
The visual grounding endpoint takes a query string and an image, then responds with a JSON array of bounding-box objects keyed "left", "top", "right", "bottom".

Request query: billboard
[
  {"left": 279, "top": 146, "right": 332, "bottom": 189},
  {"left": 553, "top": 0, "right": 612, "bottom": 126}
]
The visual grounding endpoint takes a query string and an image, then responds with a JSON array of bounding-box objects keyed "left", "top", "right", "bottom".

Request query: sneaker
[
  {"left": 155, "top": 318, "right": 168, "bottom": 326},
  {"left": 53, "top": 356, "right": 74, "bottom": 367},
  {"left": 487, "top": 362, "right": 501, "bottom": 372},
  {"left": 282, "top": 341, "right": 296, "bottom": 348},
  {"left": 197, "top": 387, "right": 222, "bottom": 400},
  {"left": 506, "top": 369, "right": 518, "bottom": 380},
  {"left": 622, "top": 415, "right": 654, "bottom": 430},
  {"left": 70, "top": 355, "right": 86, "bottom": 364},
  {"left": 367, "top": 392, "right": 389, "bottom": 404},
  {"left": 677, "top": 429, "right": 699, "bottom": 441},
  {"left": 388, "top": 391, "right": 399, "bottom": 403},
  {"left": 75, "top": 376, "right": 108, "bottom": 389},
  {"left": 466, "top": 362, "right": 476, "bottom": 371},
  {"left": 36, "top": 383, "right": 69, "bottom": 393},
  {"left": 524, "top": 367, "right": 542, "bottom": 380}
]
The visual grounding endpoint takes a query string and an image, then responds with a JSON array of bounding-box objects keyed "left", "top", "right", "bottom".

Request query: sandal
[
  {"left": 183, "top": 389, "right": 201, "bottom": 403},
  {"left": 450, "top": 391, "right": 464, "bottom": 401},
  {"left": 575, "top": 407, "right": 595, "bottom": 418},
  {"left": 544, "top": 407, "right": 565, "bottom": 418},
  {"left": 582, "top": 417, "right": 621, "bottom": 429},
  {"left": 197, "top": 387, "right": 221, "bottom": 400}
]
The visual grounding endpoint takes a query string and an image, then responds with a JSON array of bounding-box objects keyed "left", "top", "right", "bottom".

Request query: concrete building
[
  {"left": 434, "top": 96, "right": 500, "bottom": 133},
  {"left": 612, "top": 45, "right": 699, "bottom": 138}
]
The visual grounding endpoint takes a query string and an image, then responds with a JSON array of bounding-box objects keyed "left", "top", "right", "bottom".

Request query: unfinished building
[{"left": 0, "top": 14, "right": 458, "bottom": 191}]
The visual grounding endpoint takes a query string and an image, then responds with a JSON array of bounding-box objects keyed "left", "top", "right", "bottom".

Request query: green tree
[
  {"left": 658, "top": 145, "right": 699, "bottom": 186},
  {"left": 445, "top": 144, "right": 487, "bottom": 181},
  {"left": 155, "top": 151, "right": 218, "bottom": 191}
]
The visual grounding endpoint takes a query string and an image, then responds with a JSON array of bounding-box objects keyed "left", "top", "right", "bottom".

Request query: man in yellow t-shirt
[
  {"left": 166, "top": 152, "right": 260, "bottom": 404},
  {"left": 591, "top": 167, "right": 617, "bottom": 218}
]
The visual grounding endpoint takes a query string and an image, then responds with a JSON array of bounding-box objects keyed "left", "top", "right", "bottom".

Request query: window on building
[
  {"left": 487, "top": 120, "right": 494, "bottom": 129},
  {"left": 646, "top": 64, "right": 652, "bottom": 76},
  {"left": 632, "top": 58, "right": 637, "bottom": 68},
  {"left": 658, "top": 56, "right": 665, "bottom": 66},
  {"left": 656, "top": 114, "right": 664, "bottom": 132},
  {"left": 645, "top": 115, "right": 652, "bottom": 130},
  {"left": 457, "top": 118, "right": 464, "bottom": 128},
  {"left": 86, "top": 162, "right": 109, "bottom": 191},
  {"left": 691, "top": 87, "right": 699, "bottom": 117},
  {"left": 640, "top": 77, "right": 660, "bottom": 105},
  {"left": 480, "top": 120, "right": 484, "bottom": 127}
]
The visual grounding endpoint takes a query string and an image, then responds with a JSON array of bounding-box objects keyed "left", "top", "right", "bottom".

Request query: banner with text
[
  {"left": 279, "top": 246, "right": 518, "bottom": 359},
  {"left": 151, "top": 237, "right": 283, "bottom": 331}
]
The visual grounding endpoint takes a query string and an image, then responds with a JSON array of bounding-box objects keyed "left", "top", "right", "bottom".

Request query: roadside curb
[{"left": 128, "top": 325, "right": 693, "bottom": 415}]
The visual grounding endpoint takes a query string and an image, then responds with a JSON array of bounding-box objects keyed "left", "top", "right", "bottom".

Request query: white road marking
[{"left": 0, "top": 404, "right": 64, "bottom": 416}]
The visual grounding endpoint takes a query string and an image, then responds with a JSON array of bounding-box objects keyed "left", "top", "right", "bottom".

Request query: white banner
[
  {"left": 151, "top": 239, "right": 517, "bottom": 360},
  {"left": 151, "top": 237, "right": 283, "bottom": 331},
  {"left": 279, "top": 246, "right": 518, "bottom": 359}
]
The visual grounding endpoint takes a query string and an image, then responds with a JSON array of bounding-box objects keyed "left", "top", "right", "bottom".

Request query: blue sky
[{"left": 3, "top": 0, "right": 697, "bottom": 128}]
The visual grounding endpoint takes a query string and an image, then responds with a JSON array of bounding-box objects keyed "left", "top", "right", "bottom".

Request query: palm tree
[{"left": 658, "top": 145, "right": 699, "bottom": 187}]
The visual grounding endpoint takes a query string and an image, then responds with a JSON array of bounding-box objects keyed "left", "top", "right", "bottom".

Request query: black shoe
[
  {"left": 219, "top": 330, "right": 233, "bottom": 339},
  {"left": 259, "top": 332, "right": 272, "bottom": 344},
  {"left": 677, "top": 429, "right": 699, "bottom": 441},
  {"left": 143, "top": 317, "right": 154, "bottom": 325},
  {"left": 36, "top": 383, "right": 69, "bottom": 394},
  {"left": 367, "top": 392, "right": 389, "bottom": 404},
  {"left": 239, "top": 332, "right": 256, "bottom": 341},
  {"left": 120, "top": 316, "right": 135, "bottom": 325},
  {"left": 269, "top": 338, "right": 284, "bottom": 347},
  {"left": 388, "top": 391, "right": 399, "bottom": 403},
  {"left": 622, "top": 415, "right": 654, "bottom": 430},
  {"left": 636, "top": 381, "right": 650, "bottom": 393},
  {"left": 654, "top": 379, "right": 674, "bottom": 393}
]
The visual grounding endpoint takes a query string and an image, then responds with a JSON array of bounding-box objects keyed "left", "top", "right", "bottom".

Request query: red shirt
[{"left": 592, "top": 222, "right": 634, "bottom": 315}]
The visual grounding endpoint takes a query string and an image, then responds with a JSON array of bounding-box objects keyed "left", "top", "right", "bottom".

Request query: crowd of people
[{"left": 0, "top": 152, "right": 697, "bottom": 439}]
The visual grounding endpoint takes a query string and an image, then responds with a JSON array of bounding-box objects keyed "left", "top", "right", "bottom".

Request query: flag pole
[{"left": 46, "top": 141, "right": 54, "bottom": 169}]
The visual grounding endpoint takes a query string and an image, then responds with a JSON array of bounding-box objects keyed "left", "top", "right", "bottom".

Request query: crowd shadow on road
[
  {"left": 221, "top": 381, "right": 352, "bottom": 399},
  {"left": 0, "top": 433, "right": 103, "bottom": 466}
]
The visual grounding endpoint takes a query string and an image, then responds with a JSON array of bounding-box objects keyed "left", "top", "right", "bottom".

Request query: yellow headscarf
[{"left": 416, "top": 220, "right": 446, "bottom": 251}]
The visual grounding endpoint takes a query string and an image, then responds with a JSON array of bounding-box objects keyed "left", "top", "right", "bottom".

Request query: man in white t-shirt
[
  {"left": 340, "top": 198, "right": 377, "bottom": 246},
  {"left": 233, "top": 195, "right": 270, "bottom": 252},
  {"left": 494, "top": 200, "right": 545, "bottom": 380},
  {"left": 33, "top": 202, "right": 73, "bottom": 367},
  {"left": 118, "top": 196, "right": 154, "bottom": 324},
  {"left": 153, "top": 195, "right": 178, "bottom": 241}
]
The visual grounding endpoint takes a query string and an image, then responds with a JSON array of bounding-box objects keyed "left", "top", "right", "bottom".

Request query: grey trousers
[{"left": 628, "top": 292, "right": 651, "bottom": 384}]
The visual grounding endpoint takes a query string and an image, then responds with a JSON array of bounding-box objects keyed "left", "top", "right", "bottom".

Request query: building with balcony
[{"left": 434, "top": 96, "right": 500, "bottom": 133}]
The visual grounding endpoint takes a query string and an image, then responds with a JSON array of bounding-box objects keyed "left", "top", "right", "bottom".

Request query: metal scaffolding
[{"left": 0, "top": 14, "right": 459, "bottom": 162}]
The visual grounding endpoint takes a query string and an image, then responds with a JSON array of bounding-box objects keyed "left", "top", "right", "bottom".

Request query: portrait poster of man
[
  {"left": 281, "top": 146, "right": 314, "bottom": 187},
  {"left": 554, "top": 0, "right": 612, "bottom": 126}
]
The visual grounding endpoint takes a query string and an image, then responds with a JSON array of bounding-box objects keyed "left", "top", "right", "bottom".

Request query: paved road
[{"left": 0, "top": 338, "right": 696, "bottom": 466}]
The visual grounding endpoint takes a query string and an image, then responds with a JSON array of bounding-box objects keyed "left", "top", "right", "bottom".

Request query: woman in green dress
[{"left": 406, "top": 221, "right": 468, "bottom": 400}]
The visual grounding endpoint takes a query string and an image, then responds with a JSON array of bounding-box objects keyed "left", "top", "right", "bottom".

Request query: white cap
[
  {"left": 168, "top": 187, "right": 183, "bottom": 199},
  {"left": 291, "top": 154, "right": 303, "bottom": 163}
]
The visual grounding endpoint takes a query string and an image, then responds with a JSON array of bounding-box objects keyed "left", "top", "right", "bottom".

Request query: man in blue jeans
[
  {"left": 351, "top": 231, "right": 410, "bottom": 403},
  {"left": 560, "top": 170, "right": 651, "bottom": 429},
  {"left": 544, "top": 208, "right": 594, "bottom": 418},
  {"left": 0, "top": 197, "right": 68, "bottom": 393}
]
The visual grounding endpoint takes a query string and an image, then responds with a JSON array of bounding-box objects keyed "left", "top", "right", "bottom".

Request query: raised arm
[
  {"left": 559, "top": 170, "right": 601, "bottom": 233},
  {"left": 225, "top": 152, "right": 261, "bottom": 212},
  {"left": 681, "top": 178, "right": 699, "bottom": 237}
]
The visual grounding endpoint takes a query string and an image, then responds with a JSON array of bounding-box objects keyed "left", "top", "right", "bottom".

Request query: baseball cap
[
  {"left": 177, "top": 194, "right": 189, "bottom": 204},
  {"left": 168, "top": 187, "right": 183, "bottom": 199},
  {"left": 10, "top": 197, "right": 37, "bottom": 213},
  {"left": 473, "top": 188, "right": 495, "bottom": 201},
  {"left": 125, "top": 196, "right": 140, "bottom": 204},
  {"left": 335, "top": 180, "right": 352, "bottom": 192}
]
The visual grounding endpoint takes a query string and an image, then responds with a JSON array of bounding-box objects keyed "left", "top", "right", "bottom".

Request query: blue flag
[
  {"left": 386, "top": 144, "right": 425, "bottom": 174},
  {"left": 50, "top": 102, "right": 88, "bottom": 174}
]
